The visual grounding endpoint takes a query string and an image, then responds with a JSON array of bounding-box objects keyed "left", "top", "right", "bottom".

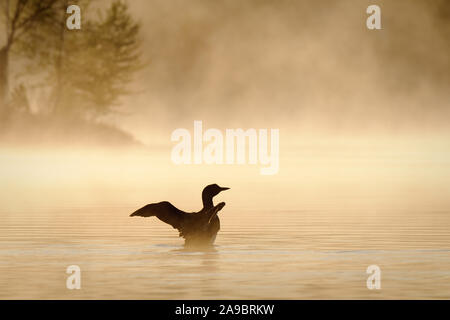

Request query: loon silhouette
[{"left": 130, "top": 184, "right": 229, "bottom": 247}]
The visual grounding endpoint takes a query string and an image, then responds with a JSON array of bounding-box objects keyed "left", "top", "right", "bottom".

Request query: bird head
[
  {"left": 202, "top": 184, "right": 230, "bottom": 199},
  {"left": 202, "top": 184, "right": 229, "bottom": 209}
]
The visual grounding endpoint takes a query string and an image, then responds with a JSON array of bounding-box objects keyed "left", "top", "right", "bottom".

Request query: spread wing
[{"left": 130, "top": 201, "right": 186, "bottom": 230}]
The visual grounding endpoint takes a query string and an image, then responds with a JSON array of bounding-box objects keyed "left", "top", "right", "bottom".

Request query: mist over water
[
  {"left": 1, "top": 139, "right": 450, "bottom": 299},
  {"left": 1, "top": 0, "right": 450, "bottom": 299},
  {"left": 116, "top": 0, "right": 450, "bottom": 142}
]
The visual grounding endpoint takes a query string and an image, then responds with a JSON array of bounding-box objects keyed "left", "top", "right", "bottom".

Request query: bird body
[{"left": 130, "top": 184, "right": 229, "bottom": 247}]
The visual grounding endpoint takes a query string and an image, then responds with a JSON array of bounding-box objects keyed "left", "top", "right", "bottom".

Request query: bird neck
[{"left": 202, "top": 195, "right": 214, "bottom": 210}]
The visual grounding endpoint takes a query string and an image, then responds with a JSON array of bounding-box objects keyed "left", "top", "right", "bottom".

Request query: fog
[
  {"left": 2, "top": 1, "right": 450, "bottom": 300},
  {"left": 111, "top": 0, "right": 450, "bottom": 145},
  {"left": 1, "top": 0, "right": 450, "bottom": 211}
]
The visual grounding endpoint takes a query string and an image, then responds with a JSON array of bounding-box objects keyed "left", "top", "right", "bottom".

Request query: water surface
[
  {"left": 1, "top": 206, "right": 449, "bottom": 299},
  {"left": 1, "top": 142, "right": 449, "bottom": 299}
]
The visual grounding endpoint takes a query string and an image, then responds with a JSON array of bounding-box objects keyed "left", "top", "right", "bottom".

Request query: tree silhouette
[
  {"left": 66, "top": 0, "right": 142, "bottom": 118},
  {"left": 0, "top": 0, "right": 59, "bottom": 116},
  {"left": 10, "top": 0, "right": 142, "bottom": 120}
]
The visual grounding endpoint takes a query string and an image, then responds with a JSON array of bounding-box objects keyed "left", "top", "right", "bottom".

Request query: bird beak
[{"left": 220, "top": 187, "right": 230, "bottom": 191}]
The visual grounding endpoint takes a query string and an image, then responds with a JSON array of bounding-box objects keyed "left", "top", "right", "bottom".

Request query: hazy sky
[
  {"left": 97, "top": 0, "right": 450, "bottom": 144},
  {"left": 2, "top": 0, "right": 450, "bottom": 214},
  {"left": 2, "top": 0, "right": 449, "bottom": 143}
]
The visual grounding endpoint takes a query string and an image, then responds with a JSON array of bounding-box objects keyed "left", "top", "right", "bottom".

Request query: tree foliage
[
  {"left": 0, "top": 0, "right": 60, "bottom": 114},
  {"left": 72, "top": 1, "right": 142, "bottom": 117},
  {"left": 3, "top": 0, "right": 142, "bottom": 120}
]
